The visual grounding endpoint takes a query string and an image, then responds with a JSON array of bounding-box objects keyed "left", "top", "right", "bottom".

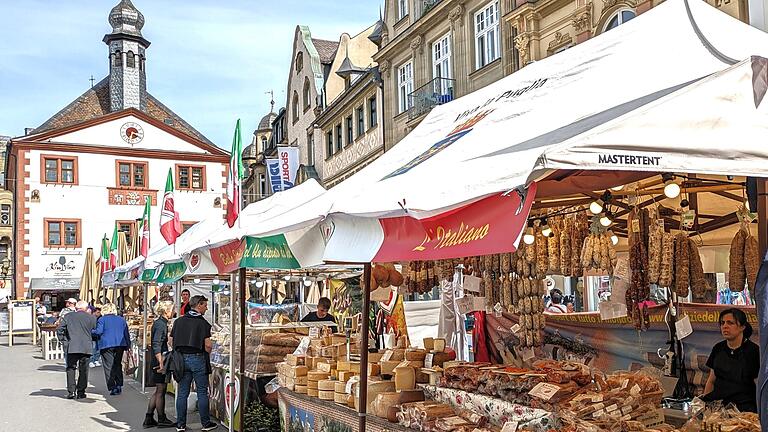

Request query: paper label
[
  {"left": 424, "top": 353, "right": 434, "bottom": 369},
  {"left": 528, "top": 382, "right": 560, "bottom": 400},
  {"left": 522, "top": 347, "right": 535, "bottom": 362},
  {"left": 591, "top": 394, "right": 604, "bottom": 403},
  {"left": 463, "top": 275, "right": 482, "bottom": 293},
  {"left": 605, "top": 403, "right": 618, "bottom": 413},
  {"left": 494, "top": 302, "right": 503, "bottom": 317},
  {"left": 621, "top": 378, "right": 629, "bottom": 389},
  {"left": 682, "top": 210, "right": 696, "bottom": 228},
  {"left": 381, "top": 350, "right": 394, "bottom": 362},
  {"left": 621, "top": 405, "right": 633, "bottom": 415},
  {"left": 630, "top": 384, "right": 641, "bottom": 396},
  {"left": 309, "top": 327, "right": 320, "bottom": 339},
  {"left": 511, "top": 324, "right": 521, "bottom": 335},
  {"left": 592, "top": 409, "right": 605, "bottom": 418},
  {"left": 294, "top": 337, "right": 311, "bottom": 355},
  {"left": 675, "top": 315, "right": 693, "bottom": 339},
  {"left": 501, "top": 421, "right": 519, "bottom": 432},
  {"left": 631, "top": 219, "right": 641, "bottom": 233},
  {"left": 456, "top": 296, "right": 472, "bottom": 315}
]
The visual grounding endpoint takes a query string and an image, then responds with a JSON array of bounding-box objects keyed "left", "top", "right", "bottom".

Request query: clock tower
[{"left": 103, "top": 0, "right": 150, "bottom": 113}]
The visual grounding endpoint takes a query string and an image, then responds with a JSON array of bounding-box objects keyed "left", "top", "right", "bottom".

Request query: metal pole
[
  {"left": 141, "top": 283, "right": 148, "bottom": 393},
  {"left": 238, "top": 268, "right": 246, "bottom": 432},
  {"left": 228, "top": 273, "right": 236, "bottom": 432},
  {"left": 359, "top": 263, "right": 371, "bottom": 432}
]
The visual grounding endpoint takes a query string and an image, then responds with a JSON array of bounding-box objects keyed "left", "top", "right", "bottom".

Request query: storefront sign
[
  {"left": 210, "top": 240, "right": 246, "bottom": 274},
  {"left": 597, "top": 154, "right": 662, "bottom": 167},
  {"left": 241, "top": 235, "right": 300, "bottom": 269},
  {"left": 373, "top": 183, "right": 536, "bottom": 261},
  {"left": 156, "top": 261, "right": 186, "bottom": 284},
  {"left": 107, "top": 187, "right": 157, "bottom": 206},
  {"left": 140, "top": 268, "right": 157, "bottom": 282}
]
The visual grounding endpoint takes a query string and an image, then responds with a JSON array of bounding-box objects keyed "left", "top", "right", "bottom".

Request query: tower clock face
[{"left": 120, "top": 122, "right": 144, "bottom": 144}]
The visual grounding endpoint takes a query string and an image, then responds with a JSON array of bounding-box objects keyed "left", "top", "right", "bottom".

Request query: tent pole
[
  {"left": 141, "top": 282, "right": 148, "bottom": 393},
  {"left": 228, "top": 273, "right": 236, "bottom": 432},
  {"left": 359, "top": 263, "right": 371, "bottom": 432},
  {"left": 238, "top": 268, "right": 246, "bottom": 432}
]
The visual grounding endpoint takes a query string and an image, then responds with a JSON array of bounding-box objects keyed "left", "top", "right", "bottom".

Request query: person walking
[
  {"left": 92, "top": 303, "right": 131, "bottom": 395},
  {"left": 144, "top": 300, "right": 175, "bottom": 428},
  {"left": 56, "top": 300, "right": 97, "bottom": 399},
  {"left": 170, "top": 295, "right": 217, "bottom": 431},
  {"left": 89, "top": 306, "right": 102, "bottom": 368}
]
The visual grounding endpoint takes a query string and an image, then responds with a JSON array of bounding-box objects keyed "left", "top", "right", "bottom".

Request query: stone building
[
  {"left": 315, "top": 26, "right": 383, "bottom": 188},
  {"left": 0, "top": 136, "right": 12, "bottom": 298},
  {"left": 373, "top": 0, "right": 748, "bottom": 151},
  {"left": 285, "top": 27, "right": 339, "bottom": 185},
  {"left": 242, "top": 109, "right": 276, "bottom": 205},
  {"left": 7, "top": 0, "right": 228, "bottom": 303}
]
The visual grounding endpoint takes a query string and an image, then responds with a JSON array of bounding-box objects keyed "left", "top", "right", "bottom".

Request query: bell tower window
[{"left": 126, "top": 50, "right": 135, "bottom": 68}]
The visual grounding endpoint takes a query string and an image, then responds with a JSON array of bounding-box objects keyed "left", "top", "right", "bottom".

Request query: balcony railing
[{"left": 408, "top": 77, "right": 455, "bottom": 120}]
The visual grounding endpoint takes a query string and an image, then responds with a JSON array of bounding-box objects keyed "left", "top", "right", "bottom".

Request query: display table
[
  {"left": 420, "top": 385, "right": 557, "bottom": 431},
  {"left": 278, "top": 387, "right": 409, "bottom": 432}
]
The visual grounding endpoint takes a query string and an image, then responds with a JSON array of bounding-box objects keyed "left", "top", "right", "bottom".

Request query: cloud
[{"left": 0, "top": 0, "right": 381, "bottom": 145}]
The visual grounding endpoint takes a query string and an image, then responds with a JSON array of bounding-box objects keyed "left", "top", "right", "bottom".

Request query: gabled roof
[
  {"left": 32, "top": 76, "right": 215, "bottom": 146},
  {"left": 311, "top": 38, "right": 339, "bottom": 64}
]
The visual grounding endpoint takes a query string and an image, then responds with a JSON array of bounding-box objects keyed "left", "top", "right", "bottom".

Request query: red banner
[
  {"left": 209, "top": 239, "right": 246, "bottom": 274},
  {"left": 373, "top": 182, "right": 537, "bottom": 262}
]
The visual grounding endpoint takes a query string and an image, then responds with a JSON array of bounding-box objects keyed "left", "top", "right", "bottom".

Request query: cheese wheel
[
  {"left": 334, "top": 392, "right": 347, "bottom": 404},
  {"left": 337, "top": 360, "right": 351, "bottom": 372},
  {"left": 405, "top": 349, "right": 427, "bottom": 362},
  {"left": 338, "top": 371, "right": 354, "bottom": 381},
  {"left": 295, "top": 375, "right": 308, "bottom": 386},
  {"left": 318, "top": 362, "right": 336, "bottom": 373},
  {"left": 318, "top": 379, "right": 336, "bottom": 391},
  {"left": 349, "top": 362, "right": 361, "bottom": 374},
  {"left": 318, "top": 390, "right": 335, "bottom": 400},
  {"left": 295, "top": 385, "right": 307, "bottom": 394},
  {"left": 308, "top": 371, "right": 330, "bottom": 381},
  {"left": 334, "top": 381, "right": 348, "bottom": 393},
  {"left": 307, "top": 388, "right": 319, "bottom": 397},
  {"left": 307, "top": 380, "right": 319, "bottom": 390}
]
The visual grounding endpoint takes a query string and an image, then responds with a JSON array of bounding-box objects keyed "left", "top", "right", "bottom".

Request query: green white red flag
[
  {"left": 139, "top": 198, "right": 151, "bottom": 257},
  {"left": 226, "top": 119, "right": 245, "bottom": 228},
  {"left": 160, "top": 168, "right": 182, "bottom": 245},
  {"left": 109, "top": 225, "right": 118, "bottom": 269},
  {"left": 99, "top": 234, "right": 112, "bottom": 273}
]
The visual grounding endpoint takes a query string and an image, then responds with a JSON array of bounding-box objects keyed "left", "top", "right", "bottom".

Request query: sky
[{"left": 0, "top": 0, "right": 382, "bottom": 148}]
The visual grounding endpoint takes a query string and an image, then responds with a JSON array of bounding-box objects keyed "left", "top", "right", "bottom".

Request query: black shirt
[
  {"left": 301, "top": 312, "right": 338, "bottom": 330},
  {"left": 703, "top": 339, "right": 760, "bottom": 412},
  {"left": 171, "top": 313, "right": 211, "bottom": 354}
]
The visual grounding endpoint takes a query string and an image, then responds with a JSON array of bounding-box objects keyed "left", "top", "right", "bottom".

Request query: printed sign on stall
[{"left": 276, "top": 146, "right": 299, "bottom": 191}]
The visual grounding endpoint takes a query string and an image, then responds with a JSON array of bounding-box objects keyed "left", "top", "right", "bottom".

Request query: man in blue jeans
[{"left": 169, "top": 295, "right": 217, "bottom": 431}]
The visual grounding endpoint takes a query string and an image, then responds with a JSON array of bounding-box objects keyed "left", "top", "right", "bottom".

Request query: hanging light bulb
[
  {"left": 541, "top": 219, "right": 552, "bottom": 237},
  {"left": 303, "top": 277, "right": 313, "bottom": 287},
  {"left": 158, "top": 282, "right": 165, "bottom": 288},
  {"left": 607, "top": 230, "right": 619, "bottom": 245},
  {"left": 255, "top": 279, "right": 264, "bottom": 288},
  {"left": 212, "top": 277, "right": 220, "bottom": 285},
  {"left": 193, "top": 277, "right": 201, "bottom": 284},
  {"left": 680, "top": 198, "right": 690, "bottom": 209},
  {"left": 662, "top": 173, "right": 681, "bottom": 199},
  {"left": 589, "top": 191, "right": 612, "bottom": 215},
  {"left": 283, "top": 274, "right": 291, "bottom": 281},
  {"left": 599, "top": 212, "right": 613, "bottom": 227},
  {"left": 523, "top": 220, "right": 535, "bottom": 245}
]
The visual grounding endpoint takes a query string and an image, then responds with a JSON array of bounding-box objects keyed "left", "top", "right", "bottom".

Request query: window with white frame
[
  {"left": 432, "top": 33, "right": 453, "bottom": 95},
  {"left": 398, "top": 0, "right": 408, "bottom": 20},
  {"left": 398, "top": 61, "right": 414, "bottom": 114},
  {"left": 474, "top": 1, "right": 500, "bottom": 69},
  {"left": 604, "top": 9, "right": 635, "bottom": 32}
]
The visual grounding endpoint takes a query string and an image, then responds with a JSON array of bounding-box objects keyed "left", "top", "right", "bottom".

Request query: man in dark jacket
[
  {"left": 170, "top": 295, "right": 217, "bottom": 431},
  {"left": 57, "top": 300, "right": 97, "bottom": 399}
]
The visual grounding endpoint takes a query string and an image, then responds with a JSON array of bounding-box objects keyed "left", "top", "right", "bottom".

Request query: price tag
[
  {"left": 522, "top": 347, "right": 535, "bottom": 362},
  {"left": 494, "top": 302, "right": 503, "bottom": 317},
  {"left": 381, "top": 350, "right": 394, "bottom": 362},
  {"left": 309, "top": 327, "right": 320, "bottom": 339},
  {"left": 630, "top": 384, "right": 641, "bottom": 396},
  {"left": 511, "top": 324, "right": 521, "bottom": 335},
  {"left": 463, "top": 275, "right": 482, "bottom": 293},
  {"left": 528, "top": 382, "right": 561, "bottom": 401},
  {"left": 456, "top": 296, "right": 472, "bottom": 315},
  {"left": 501, "top": 421, "right": 519, "bottom": 432},
  {"left": 675, "top": 315, "right": 693, "bottom": 339},
  {"left": 424, "top": 353, "right": 434, "bottom": 368},
  {"left": 682, "top": 210, "right": 696, "bottom": 228},
  {"left": 631, "top": 219, "right": 641, "bottom": 233}
]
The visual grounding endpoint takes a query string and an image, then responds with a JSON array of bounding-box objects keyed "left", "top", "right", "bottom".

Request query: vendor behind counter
[{"left": 300, "top": 297, "right": 337, "bottom": 331}]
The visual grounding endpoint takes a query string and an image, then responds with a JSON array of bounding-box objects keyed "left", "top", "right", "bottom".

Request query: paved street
[{"left": 0, "top": 339, "right": 204, "bottom": 431}]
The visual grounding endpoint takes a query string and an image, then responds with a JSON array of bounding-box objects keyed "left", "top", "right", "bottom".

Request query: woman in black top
[
  {"left": 701, "top": 308, "right": 760, "bottom": 412},
  {"left": 144, "top": 300, "right": 175, "bottom": 428}
]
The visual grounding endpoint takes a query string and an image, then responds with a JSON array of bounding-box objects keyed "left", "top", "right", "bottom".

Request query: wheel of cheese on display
[
  {"left": 318, "top": 379, "right": 336, "bottom": 391},
  {"left": 334, "top": 392, "right": 347, "bottom": 404},
  {"left": 307, "top": 388, "right": 319, "bottom": 397},
  {"left": 318, "top": 390, "right": 335, "bottom": 401},
  {"left": 307, "top": 380, "right": 319, "bottom": 390},
  {"left": 308, "top": 371, "right": 330, "bottom": 381},
  {"left": 334, "top": 381, "right": 347, "bottom": 393},
  {"left": 295, "top": 385, "right": 307, "bottom": 394}
]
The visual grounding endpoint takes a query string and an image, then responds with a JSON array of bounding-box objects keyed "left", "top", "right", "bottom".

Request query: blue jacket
[{"left": 92, "top": 315, "right": 131, "bottom": 351}]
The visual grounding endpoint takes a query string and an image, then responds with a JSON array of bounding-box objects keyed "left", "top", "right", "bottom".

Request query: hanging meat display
[{"left": 729, "top": 227, "right": 760, "bottom": 292}]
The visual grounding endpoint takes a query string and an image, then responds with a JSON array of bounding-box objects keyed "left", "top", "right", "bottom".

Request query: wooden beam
[
  {"left": 713, "top": 190, "right": 745, "bottom": 203},
  {"left": 615, "top": 195, "right": 665, "bottom": 218},
  {"left": 532, "top": 197, "right": 592, "bottom": 210},
  {"left": 611, "top": 183, "right": 743, "bottom": 196},
  {"left": 689, "top": 174, "right": 699, "bottom": 231},
  {"left": 692, "top": 212, "right": 738, "bottom": 235}
]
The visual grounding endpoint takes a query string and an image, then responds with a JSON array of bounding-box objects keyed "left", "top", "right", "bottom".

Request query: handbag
[{"left": 123, "top": 349, "right": 138, "bottom": 375}]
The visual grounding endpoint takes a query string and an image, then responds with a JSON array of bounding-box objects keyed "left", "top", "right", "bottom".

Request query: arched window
[
  {"left": 303, "top": 78, "right": 311, "bottom": 110},
  {"left": 126, "top": 50, "right": 135, "bottom": 68},
  {"left": 113, "top": 50, "right": 123, "bottom": 67},
  {"left": 261, "top": 137, "right": 267, "bottom": 152},
  {"left": 296, "top": 52, "right": 304, "bottom": 74},
  {"left": 603, "top": 9, "right": 635, "bottom": 32},
  {"left": 292, "top": 91, "right": 300, "bottom": 122}
]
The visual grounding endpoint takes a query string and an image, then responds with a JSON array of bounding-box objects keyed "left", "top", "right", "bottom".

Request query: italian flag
[
  {"left": 109, "top": 225, "right": 119, "bottom": 269},
  {"left": 226, "top": 119, "right": 245, "bottom": 228},
  {"left": 99, "top": 234, "right": 112, "bottom": 273},
  {"left": 139, "top": 199, "right": 151, "bottom": 257},
  {"left": 160, "top": 168, "right": 182, "bottom": 245}
]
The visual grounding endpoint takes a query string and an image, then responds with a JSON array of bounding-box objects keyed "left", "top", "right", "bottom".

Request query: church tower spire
[{"left": 103, "top": 0, "right": 150, "bottom": 112}]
